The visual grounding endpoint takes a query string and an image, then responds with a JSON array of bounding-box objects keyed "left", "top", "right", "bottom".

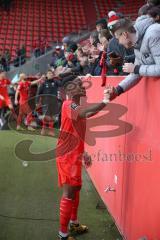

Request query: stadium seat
[{"left": 0, "top": 0, "right": 87, "bottom": 57}]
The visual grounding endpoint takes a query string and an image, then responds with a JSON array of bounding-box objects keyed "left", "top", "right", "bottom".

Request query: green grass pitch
[{"left": 0, "top": 130, "right": 122, "bottom": 240}]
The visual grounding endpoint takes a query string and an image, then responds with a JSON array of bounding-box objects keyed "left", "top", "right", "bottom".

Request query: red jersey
[
  {"left": 0, "top": 79, "right": 11, "bottom": 98},
  {"left": 56, "top": 100, "right": 86, "bottom": 164},
  {"left": 18, "top": 81, "right": 31, "bottom": 105}
]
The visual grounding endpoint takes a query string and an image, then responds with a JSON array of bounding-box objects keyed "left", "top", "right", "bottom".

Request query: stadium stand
[
  {"left": 94, "top": 0, "right": 145, "bottom": 19},
  {"left": 0, "top": 0, "right": 87, "bottom": 58},
  {"left": 0, "top": 0, "right": 146, "bottom": 64}
]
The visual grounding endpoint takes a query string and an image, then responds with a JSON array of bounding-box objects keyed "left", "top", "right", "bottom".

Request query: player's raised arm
[
  {"left": 14, "top": 86, "right": 20, "bottom": 105},
  {"left": 79, "top": 89, "right": 109, "bottom": 118},
  {"left": 30, "top": 76, "right": 45, "bottom": 86},
  {"left": 64, "top": 77, "right": 110, "bottom": 119}
]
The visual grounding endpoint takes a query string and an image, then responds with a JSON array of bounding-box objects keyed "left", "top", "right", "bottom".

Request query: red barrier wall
[{"left": 85, "top": 76, "right": 160, "bottom": 240}]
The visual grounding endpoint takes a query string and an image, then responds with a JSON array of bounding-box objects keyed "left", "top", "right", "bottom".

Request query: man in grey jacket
[{"left": 107, "top": 16, "right": 160, "bottom": 99}]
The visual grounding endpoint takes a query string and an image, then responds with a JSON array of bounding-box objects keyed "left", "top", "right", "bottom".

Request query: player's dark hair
[{"left": 63, "top": 77, "right": 81, "bottom": 93}]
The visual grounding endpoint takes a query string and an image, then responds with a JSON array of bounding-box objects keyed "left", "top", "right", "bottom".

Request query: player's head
[
  {"left": 19, "top": 73, "right": 27, "bottom": 81},
  {"left": 112, "top": 18, "right": 137, "bottom": 49},
  {"left": 46, "top": 70, "right": 54, "bottom": 80},
  {"left": 64, "top": 77, "right": 86, "bottom": 99}
]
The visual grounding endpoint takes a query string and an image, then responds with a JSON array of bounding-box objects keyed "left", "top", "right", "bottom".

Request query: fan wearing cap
[
  {"left": 108, "top": 11, "right": 120, "bottom": 30},
  {"left": 107, "top": 11, "right": 135, "bottom": 74}
]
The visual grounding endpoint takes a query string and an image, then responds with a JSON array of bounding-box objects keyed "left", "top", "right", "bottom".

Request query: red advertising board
[{"left": 85, "top": 76, "right": 160, "bottom": 240}]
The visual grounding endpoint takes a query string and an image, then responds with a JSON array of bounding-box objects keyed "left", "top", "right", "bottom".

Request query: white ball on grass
[{"left": 22, "top": 161, "right": 29, "bottom": 167}]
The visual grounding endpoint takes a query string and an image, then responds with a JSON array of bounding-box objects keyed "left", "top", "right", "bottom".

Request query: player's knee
[{"left": 63, "top": 185, "right": 81, "bottom": 199}]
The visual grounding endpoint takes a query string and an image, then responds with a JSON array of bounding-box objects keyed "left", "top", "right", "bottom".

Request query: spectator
[
  {"left": 147, "top": 0, "right": 160, "bottom": 6},
  {"left": 50, "top": 46, "right": 65, "bottom": 68},
  {"left": 107, "top": 17, "right": 160, "bottom": 99},
  {"left": 138, "top": 4, "right": 152, "bottom": 16},
  {"left": 40, "top": 38, "right": 51, "bottom": 55},
  {"left": 64, "top": 53, "right": 77, "bottom": 68},
  {"left": 107, "top": 11, "right": 135, "bottom": 68},
  {"left": 33, "top": 39, "right": 41, "bottom": 58},
  {"left": 76, "top": 47, "right": 84, "bottom": 61},
  {"left": 20, "top": 44, "right": 26, "bottom": 64},
  {"left": 96, "top": 18, "right": 108, "bottom": 32},
  {"left": 67, "top": 43, "right": 78, "bottom": 53},
  {"left": 0, "top": 51, "right": 7, "bottom": 72},
  {"left": 13, "top": 45, "right": 26, "bottom": 67},
  {"left": 148, "top": 5, "right": 160, "bottom": 22},
  {"left": 62, "top": 36, "right": 72, "bottom": 51},
  {"left": 90, "top": 31, "right": 100, "bottom": 47},
  {"left": 4, "top": 49, "right": 11, "bottom": 71},
  {"left": 1, "top": 0, "right": 12, "bottom": 11}
]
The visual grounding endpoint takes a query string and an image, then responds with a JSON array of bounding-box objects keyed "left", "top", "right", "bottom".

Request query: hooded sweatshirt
[{"left": 117, "top": 15, "right": 160, "bottom": 92}]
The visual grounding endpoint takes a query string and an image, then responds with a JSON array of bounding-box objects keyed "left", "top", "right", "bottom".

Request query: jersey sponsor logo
[{"left": 71, "top": 103, "right": 78, "bottom": 110}]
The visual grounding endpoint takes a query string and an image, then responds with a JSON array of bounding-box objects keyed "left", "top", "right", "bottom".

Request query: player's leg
[
  {"left": 48, "top": 115, "right": 55, "bottom": 136},
  {"left": 59, "top": 184, "right": 80, "bottom": 240},
  {"left": 3, "top": 96, "right": 17, "bottom": 121},
  {"left": 17, "top": 105, "right": 25, "bottom": 130},
  {"left": 69, "top": 189, "right": 88, "bottom": 235},
  {"left": 70, "top": 189, "right": 80, "bottom": 224},
  {"left": 24, "top": 103, "right": 35, "bottom": 131},
  {"left": 45, "top": 103, "right": 55, "bottom": 136},
  {"left": 8, "top": 102, "right": 17, "bottom": 120},
  {"left": 40, "top": 104, "right": 48, "bottom": 135},
  {"left": 41, "top": 115, "right": 48, "bottom": 135}
]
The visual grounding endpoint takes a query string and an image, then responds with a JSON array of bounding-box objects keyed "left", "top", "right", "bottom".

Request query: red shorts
[
  {"left": 56, "top": 154, "right": 82, "bottom": 187},
  {"left": 0, "top": 96, "right": 12, "bottom": 108},
  {"left": 19, "top": 102, "right": 31, "bottom": 115}
]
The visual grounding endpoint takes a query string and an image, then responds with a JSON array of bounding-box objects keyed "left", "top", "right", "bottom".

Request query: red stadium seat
[{"left": 0, "top": 0, "right": 89, "bottom": 57}]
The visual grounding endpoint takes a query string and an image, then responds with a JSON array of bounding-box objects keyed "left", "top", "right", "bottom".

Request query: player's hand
[
  {"left": 0, "top": 95, "right": 4, "bottom": 101},
  {"left": 83, "top": 152, "right": 92, "bottom": 168},
  {"left": 104, "top": 85, "right": 118, "bottom": 101},
  {"left": 123, "top": 63, "right": 135, "bottom": 73},
  {"left": 14, "top": 100, "right": 18, "bottom": 105},
  {"left": 103, "top": 86, "right": 112, "bottom": 103},
  {"left": 40, "top": 74, "right": 46, "bottom": 81},
  {"left": 82, "top": 73, "right": 92, "bottom": 80}
]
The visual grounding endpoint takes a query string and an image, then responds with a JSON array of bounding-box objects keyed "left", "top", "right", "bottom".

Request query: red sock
[
  {"left": 49, "top": 120, "right": 54, "bottom": 130},
  {"left": 60, "top": 197, "right": 73, "bottom": 233},
  {"left": 70, "top": 191, "right": 80, "bottom": 222}
]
